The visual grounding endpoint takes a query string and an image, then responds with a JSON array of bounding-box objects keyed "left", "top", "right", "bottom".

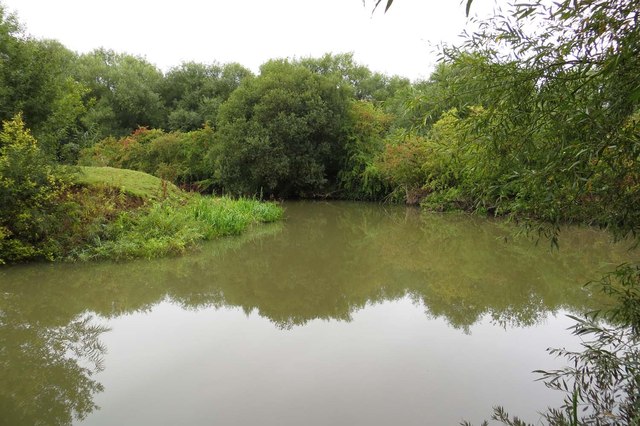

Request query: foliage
[
  {"left": 435, "top": 0, "right": 640, "bottom": 237},
  {"left": 78, "top": 127, "right": 217, "bottom": 191},
  {"left": 76, "top": 195, "right": 282, "bottom": 261},
  {"left": 377, "top": 131, "right": 430, "bottom": 202},
  {"left": 299, "top": 53, "right": 410, "bottom": 102},
  {"left": 161, "top": 61, "right": 252, "bottom": 131},
  {"left": 338, "top": 100, "right": 393, "bottom": 199},
  {"left": 0, "top": 114, "right": 71, "bottom": 263},
  {"left": 0, "top": 7, "right": 87, "bottom": 161},
  {"left": 215, "top": 59, "right": 352, "bottom": 198},
  {"left": 17, "top": 40, "right": 87, "bottom": 161},
  {"left": 74, "top": 49, "right": 165, "bottom": 139},
  {"left": 400, "top": 56, "right": 497, "bottom": 132}
]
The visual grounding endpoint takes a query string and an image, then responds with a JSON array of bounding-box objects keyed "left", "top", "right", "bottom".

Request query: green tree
[
  {"left": 75, "top": 49, "right": 165, "bottom": 139},
  {"left": 0, "top": 4, "right": 24, "bottom": 121},
  {"left": 0, "top": 7, "right": 87, "bottom": 161},
  {"left": 300, "top": 53, "right": 410, "bottom": 102},
  {"left": 22, "top": 40, "right": 87, "bottom": 161},
  {"left": 215, "top": 59, "right": 352, "bottom": 197},
  {"left": 161, "top": 61, "right": 252, "bottom": 131}
]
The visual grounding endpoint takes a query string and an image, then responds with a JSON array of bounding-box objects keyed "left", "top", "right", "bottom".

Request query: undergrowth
[{"left": 71, "top": 194, "right": 283, "bottom": 261}]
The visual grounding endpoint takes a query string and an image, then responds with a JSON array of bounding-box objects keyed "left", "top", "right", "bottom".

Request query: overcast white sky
[{"left": 3, "top": 0, "right": 496, "bottom": 81}]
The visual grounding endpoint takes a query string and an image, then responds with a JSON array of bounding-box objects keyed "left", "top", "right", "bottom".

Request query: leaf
[{"left": 465, "top": 0, "right": 474, "bottom": 16}]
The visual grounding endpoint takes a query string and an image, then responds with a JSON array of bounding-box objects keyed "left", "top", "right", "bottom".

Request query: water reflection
[
  {"left": 0, "top": 201, "right": 635, "bottom": 424},
  {"left": 0, "top": 301, "right": 108, "bottom": 425},
  {"left": 1, "top": 202, "right": 632, "bottom": 329}
]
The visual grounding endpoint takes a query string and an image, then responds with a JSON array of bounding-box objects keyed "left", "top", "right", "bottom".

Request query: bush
[
  {"left": 78, "top": 126, "right": 217, "bottom": 191},
  {"left": 0, "top": 114, "right": 71, "bottom": 263}
]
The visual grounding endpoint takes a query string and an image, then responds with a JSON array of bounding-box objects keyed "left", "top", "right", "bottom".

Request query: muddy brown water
[{"left": 0, "top": 201, "right": 635, "bottom": 425}]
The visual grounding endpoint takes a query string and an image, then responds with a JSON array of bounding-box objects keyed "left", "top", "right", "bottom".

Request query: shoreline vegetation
[
  {"left": 1, "top": 0, "right": 637, "bottom": 263},
  {"left": 68, "top": 168, "right": 283, "bottom": 262},
  {"left": 0, "top": 0, "right": 636, "bottom": 269},
  {"left": 0, "top": 116, "right": 282, "bottom": 264}
]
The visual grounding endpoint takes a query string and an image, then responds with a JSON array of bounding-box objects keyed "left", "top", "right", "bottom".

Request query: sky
[{"left": 2, "top": 0, "right": 496, "bottom": 81}]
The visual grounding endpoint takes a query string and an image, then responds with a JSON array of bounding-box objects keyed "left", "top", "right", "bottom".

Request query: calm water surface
[{"left": 0, "top": 201, "right": 636, "bottom": 425}]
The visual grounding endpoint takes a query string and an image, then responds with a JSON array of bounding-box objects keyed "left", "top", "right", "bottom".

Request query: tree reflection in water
[{"left": 0, "top": 300, "right": 108, "bottom": 426}]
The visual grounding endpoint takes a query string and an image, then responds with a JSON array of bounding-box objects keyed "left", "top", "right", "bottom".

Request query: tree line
[
  {"left": 1, "top": 0, "right": 638, "bottom": 243},
  {"left": 4, "top": 0, "right": 638, "bottom": 239}
]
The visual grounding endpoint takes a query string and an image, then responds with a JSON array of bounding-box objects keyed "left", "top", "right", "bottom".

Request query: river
[{"left": 0, "top": 201, "right": 635, "bottom": 425}]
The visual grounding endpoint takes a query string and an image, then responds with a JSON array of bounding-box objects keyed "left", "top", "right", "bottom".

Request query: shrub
[{"left": 0, "top": 114, "right": 71, "bottom": 263}]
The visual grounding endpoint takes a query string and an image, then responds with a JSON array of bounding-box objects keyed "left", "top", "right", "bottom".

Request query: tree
[
  {"left": 21, "top": 39, "right": 87, "bottom": 161},
  {"left": 75, "top": 49, "right": 165, "bottom": 139},
  {"left": 161, "top": 61, "right": 252, "bottom": 131},
  {"left": 0, "top": 4, "right": 24, "bottom": 121},
  {"left": 300, "top": 53, "right": 410, "bottom": 102},
  {"left": 0, "top": 8, "right": 86, "bottom": 161},
  {"left": 215, "top": 59, "right": 352, "bottom": 197}
]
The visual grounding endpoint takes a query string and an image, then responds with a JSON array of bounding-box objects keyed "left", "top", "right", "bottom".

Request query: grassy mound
[
  {"left": 73, "top": 166, "right": 183, "bottom": 201},
  {"left": 59, "top": 166, "right": 284, "bottom": 261}
]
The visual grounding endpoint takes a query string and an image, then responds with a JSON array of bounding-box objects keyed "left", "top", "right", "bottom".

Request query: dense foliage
[
  {"left": 214, "top": 59, "right": 353, "bottom": 197},
  {"left": 0, "top": 114, "right": 71, "bottom": 263},
  {"left": 78, "top": 126, "right": 216, "bottom": 191},
  {"left": 2, "top": 0, "right": 638, "bottom": 257}
]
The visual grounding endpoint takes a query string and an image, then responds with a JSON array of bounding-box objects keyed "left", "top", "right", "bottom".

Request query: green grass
[
  {"left": 76, "top": 195, "right": 283, "bottom": 261},
  {"left": 61, "top": 166, "right": 284, "bottom": 261},
  {"left": 71, "top": 166, "right": 183, "bottom": 201}
]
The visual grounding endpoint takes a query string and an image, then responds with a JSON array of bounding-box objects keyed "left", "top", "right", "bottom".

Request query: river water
[{"left": 0, "top": 201, "right": 635, "bottom": 425}]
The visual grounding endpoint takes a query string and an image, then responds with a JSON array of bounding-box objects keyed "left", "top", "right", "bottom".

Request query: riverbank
[
  {"left": 1, "top": 165, "right": 283, "bottom": 263},
  {"left": 69, "top": 167, "right": 283, "bottom": 261}
]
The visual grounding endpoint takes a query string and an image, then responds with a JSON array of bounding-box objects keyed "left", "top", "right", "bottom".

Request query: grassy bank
[
  {"left": 73, "top": 166, "right": 184, "bottom": 200},
  {"left": 16, "top": 166, "right": 282, "bottom": 263}
]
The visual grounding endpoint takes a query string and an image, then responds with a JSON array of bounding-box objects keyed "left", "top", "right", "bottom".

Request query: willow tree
[
  {"left": 431, "top": 0, "right": 640, "bottom": 238},
  {"left": 441, "top": 0, "right": 640, "bottom": 424}
]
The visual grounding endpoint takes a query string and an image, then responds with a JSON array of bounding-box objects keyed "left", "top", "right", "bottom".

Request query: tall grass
[{"left": 74, "top": 195, "right": 282, "bottom": 261}]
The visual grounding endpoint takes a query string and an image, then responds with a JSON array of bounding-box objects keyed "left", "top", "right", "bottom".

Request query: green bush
[
  {"left": 78, "top": 126, "right": 217, "bottom": 191},
  {"left": 0, "top": 114, "right": 71, "bottom": 263}
]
